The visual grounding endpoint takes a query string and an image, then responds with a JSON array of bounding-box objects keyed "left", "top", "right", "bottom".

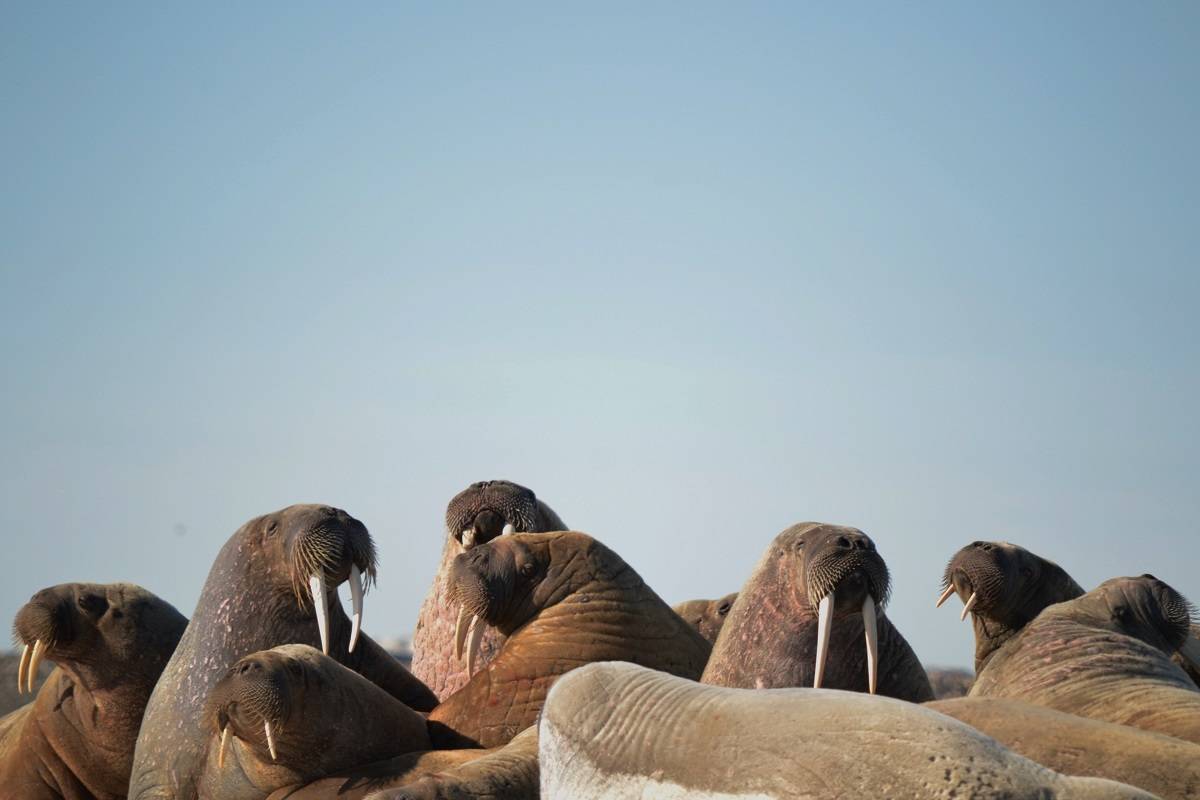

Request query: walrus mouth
[
  {"left": 210, "top": 657, "right": 292, "bottom": 767},
  {"left": 289, "top": 523, "right": 376, "bottom": 656},
  {"left": 806, "top": 551, "right": 890, "bottom": 695},
  {"left": 12, "top": 592, "right": 72, "bottom": 695},
  {"left": 446, "top": 479, "right": 540, "bottom": 549}
]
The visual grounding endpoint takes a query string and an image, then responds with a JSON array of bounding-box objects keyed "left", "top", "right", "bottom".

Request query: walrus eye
[
  {"left": 519, "top": 562, "right": 536, "bottom": 578},
  {"left": 77, "top": 594, "right": 108, "bottom": 616},
  {"left": 1112, "top": 605, "right": 1131, "bottom": 622},
  {"left": 266, "top": 520, "right": 279, "bottom": 537},
  {"left": 717, "top": 602, "right": 732, "bottom": 616}
]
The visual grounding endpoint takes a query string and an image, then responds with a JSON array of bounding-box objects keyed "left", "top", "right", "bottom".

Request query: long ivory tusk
[
  {"left": 461, "top": 528, "right": 476, "bottom": 548},
  {"left": 348, "top": 564, "right": 364, "bottom": 654},
  {"left": 454, "top": 605, "right": 471, "bottom": 661},
  {"left": 466, "top": 614, "right": 486, "bottom": 676},
  {"left": 28, "top": 640, "right": 45, "bottom": 694},
  {"left": 17, "top": 643, "right": 30, "bottom": 695},
  {"left": 218, "top": 726, "right": 230, "bottom": 769},
  {"left": 960, "top": 591, "right": 978, "bottom": 621},
  {"left": 935, "top": 585, "right": 955, "bottom": 608},
  {"left": 264, "top": 721, "right": 277, "bottom": 761},
  {"left": 814, "top": 594, "right": 833, "bottom": 689},
  {"left": 502, "top": 523, "right": 515, "bottom": 536},
  {"left": 309, "top": 573, "right": 330, "bottom": 655},
  {"left": 863, "top": 597, "right": 879, "bottom": 695}
]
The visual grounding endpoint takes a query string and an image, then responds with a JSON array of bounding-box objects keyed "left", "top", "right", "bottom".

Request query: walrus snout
[
  {"left": 208, "top": 652, "right": 295, "bottom": 766},
  {"left": 939, "top": 542, "right": 1012, "bottom": 622},
  {"left": 12, "top": 585, "right": 83, "bottom": 695},
  {"left": 446, "top": 479, "right": 540, "bottom": 548}
]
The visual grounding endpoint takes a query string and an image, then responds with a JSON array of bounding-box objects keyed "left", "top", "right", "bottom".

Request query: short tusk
[
  {"left": 309, "top": 573, "right": 330, "bottom": 655},
  {"left": 502, "top": 523, "right": 515, "bottom": 536},
  {"left": 863, "top": 597, "right": 879, "bottom": 695},
  {"left": 454, "top": 605, "right": 472, "bottom": 661},
  {"left": 218, "top": 726, "right": 230, "bottom": 769},
  {"left": 264, "top": 720, "right": 277, "bottom": 761},
  {"left": 936, "top": 585, "right": 955, "bottom": 608},
  {"left": 17, "top": 643, "right": 30, "bottom": 695},
  {"left": 960, "top": 591, "right": 978, "bottom": 621},
  {"left": 466, "top": 614, "right": 486, "bottom": 676},
  {"left": 814, "top": 594, "right": 833, "bottom": 689},
  {"left": 27, "top": 639, "right": 45, "bottom": 694},
  {"left": 348, "top": 564, "right": 364, "bottom": 654},
  {"left": 461, "top": 528, "right": 476, "bottom": 549}
]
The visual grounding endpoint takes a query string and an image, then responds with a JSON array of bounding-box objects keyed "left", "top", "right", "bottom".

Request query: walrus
[
  {"left": 426, "top": 530, "right": 711, "bottom": 748},
  {"left": 0, "top": 582, "right": 187, "bottom": 799},
  {"left": 970, "top": 574, "right": 1200, "bottom": 745},
  {"left": 411, "top": 480, "right": 567, "bottom": 701},
  {"left": 930, "top": 697, "right": 1200, "bottom": 799},
  {"left": 938, "top": 539, "right": 1085, "bottom": 672},
  {"left": 130, "top": 504, "right": 436, "bottom": 800},
  {"left": 672, "top": 592, "right": 737, "bottom": 644},
  {"left": 196, "top": 645, "right": 430, "bottom": 800},
  {"left": 701, "top": 522, "right": 933, "bottom": 701},
  {"left": 539, "top": 661, "right": 1154, "bottom": 799},
  {"left": 263, "top": 726, "right": 539, "bottom": 800}
]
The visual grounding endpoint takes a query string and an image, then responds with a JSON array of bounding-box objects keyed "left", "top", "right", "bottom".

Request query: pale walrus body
[
  {"left": 427, "top": 531, "right": 711, "bottom": 748},
  {"left": 702, "top": 523, "right": 932, "bottom": 701},
  {"left": 411, "top": 480, "right": 567, "bottom": 701},
  {"left": 0, "top": 583, "right": 187, "bottom": 799},
  {"left": 672, "top": 592, "right": 737, "bottom": 644},
  {"left": 970, "top": 574, "right": 1200, "bottom": 744},
  {"left": 539, "top": 661, "right": 1154, "bottom": 800},
  {"left": 131, "top": 505, "right": 435, "bottom": 800}
]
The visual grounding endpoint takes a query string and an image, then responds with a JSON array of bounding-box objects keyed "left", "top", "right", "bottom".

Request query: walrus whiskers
[
  {"left": 863, "top": 597, "right": 878, "bottom": 694},
  {"left": 813, "top": 595, "right": 833, "bottom": 689},
  {"left": 17, "top": 642, "right": 31, "bottom": 694},
  {"left": 936, "top": 585, "right": 955, "bottom": 608},
  {"left": 308, "top": 573, "right": 330, "bottom": 655},
  {"left": 27, "top": 639, "right": 46, "bottom": 693},
  {"left": 348, "top": 564, "right": 364, "bottom": 654},
  {"left": 960, "top": 591, "right": 978, "bottom": 621}
]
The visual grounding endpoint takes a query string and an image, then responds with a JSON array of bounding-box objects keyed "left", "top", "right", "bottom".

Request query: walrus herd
[{"left": 2, "top": 480, "right": 1197, "bottom": 799}]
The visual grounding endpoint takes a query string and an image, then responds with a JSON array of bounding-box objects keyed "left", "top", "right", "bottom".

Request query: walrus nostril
[
  {"left": 835, "top": 536, "right": 852, "bottom": 549},
  {"left": 238, "top": 660, "right": 262, "bottom": 675}
]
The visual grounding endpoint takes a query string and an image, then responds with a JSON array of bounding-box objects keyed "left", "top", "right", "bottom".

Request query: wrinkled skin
[
  {"left": 131, "top": 505, "right": 436, "bottom": 800},
  {"left": 941, "top": 540, "right": 1084, "bottom": 672},
  {"left": 427, "top": 531, "right": 711, "bottom": 748},
  {"left": 411, "top": 481, "right": 566, "bottom": 701},
  {"left": 931, "top": 697, "right": 1200, "bottom": 799},
  {"left": 540, "top": 662, "right": 1153, "bottom": 800},
  {"left": 971, "top": 574, "right": 1200, "bottom": 744},
  {"left": 702, "top": 523, "right": 932, "bottom": 701},
  {"left": 264, "top": 726, "right": 539, "bottom": 800},
  {"left": 197, "top": 645, "right": 430, "bottom": 800},
  {"left": 672, "top": 592, "right": 737, "bottom": 645},
  {"left": 0, "top": 583, "right": 187, "bottom": 799}
]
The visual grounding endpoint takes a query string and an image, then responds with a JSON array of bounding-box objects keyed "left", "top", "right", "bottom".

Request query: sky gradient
[{"left": 3, "top": 3, "right": 1197, "bottom": 668}]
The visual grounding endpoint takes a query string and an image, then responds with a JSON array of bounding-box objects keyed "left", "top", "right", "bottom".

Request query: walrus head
[
  {"left": 445, "top": 480, "right": 558, "bottom": 550},
  {"left": 11, "top": 582, "right": 186, "bottom": 695},
  {"left": 1079, "top": 575, "right": 1200, "bottom": 669},
  {"left": 252, "top": 504, "right": 377, "bottom": 656},
  {"left": 206, "top": 648, "right": 301, "bottom": 768}
]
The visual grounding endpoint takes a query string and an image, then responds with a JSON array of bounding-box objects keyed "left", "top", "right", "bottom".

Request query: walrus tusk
[
  {"left": 309, "top": 573, "right": 330, "bottom": 655},
  {"left": 454, "top": 605, "right": 472, "bottom": 660},
  {"left": 1180, "top": 635, "right": 1200, "bottom": 673},
  {"left": 462, "top": 528, "right": 476, "bottom": 549},
  {"left": 264, "top": 720, "right": 277, "bottom": 761},
  {"left": 960, "top": 591, "right": 978, "bottom": 621},
  {"left": 814, "top": 594, "right": 833, "bottom": 689},
  {"left": 935, "top": 585, "right": 955, "bottom": 608},
  {"left": 17, "top": 643, "right": 31, "bottom": 694},
  {"left": 217, "top": 726, "right": 229, "bottom": 769},
  {"left": 466, "top": 614, "right": 486, "bottom": 676},
  {"left": 27, "top": 639, "right": 46, "bottom": 694},
  {"left": 502, "top": 523, "right": 515, "bottom": 536},
  {"left": 348, "top": 564, "right": 364, "bottom": 654},
  {"left": 863, "top": 597, "right": 878, "bottom": 695}
]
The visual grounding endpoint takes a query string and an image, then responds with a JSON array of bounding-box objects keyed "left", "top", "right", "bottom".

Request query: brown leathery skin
[
  {"left": 411, "top": 481, "right": 566, "bottom": 701},
  {"left": 672, "top": 592, "right": 737, "bottom": 645},
  {"left": 970, "top": 574, "right": 1200, "bottom": 744},
  {"left": 931, "top": 697, "right": 1200, "bottom": 799},
  {"left": 701, "top": 522, "right": 933, "bottom": 701},
  {"left": 197, "top": 645, "right": 430, "bottom": 800},
  {"left": 942, "top": 540, "right": 1085, "bottom": 673},
  {"left": 0, "top": 583, "right": 187, "bottom": 799},
  {"left": 131, "top": 504, "right": 435, "bottom": 800},
  {"left": 427, "top": 531, "right": 711, "bottom": 748}
]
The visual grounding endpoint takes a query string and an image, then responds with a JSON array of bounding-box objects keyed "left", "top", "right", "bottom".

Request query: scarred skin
[
  {"left": 427, "top": 531, "right": 711, "bottom": 748},
  {"left": 970, "top": 574, "right": 1200, "bottom": 744},
  {"left": 131, "top": 505, "right": 436, "bottom": 800},
  {"left": 701, "top": 523, "right": 932, "bottom": 701},
  {"left": 0, "top": 583, "right": 187, "bottom": 800},
  {"left": 941, "top": 540, "right": 1084, "bottom": 673},
  {"left": 539, "top": 661, "right": 1154, "bottom": 800},
  {"left": 411, "top": 481, "right": 567, "bottom": 701},
  {"left": 672, "top": 592, "right": 737, "bottom": 645},
  {"left": 264, "top": 726, "right": 539, "bottom": 800},
  {"left": 197, "top": 645, "right": 430, "bottom": 800},
  {"left": 930, "top": 697, "right": 1200, "bottom": 799}
]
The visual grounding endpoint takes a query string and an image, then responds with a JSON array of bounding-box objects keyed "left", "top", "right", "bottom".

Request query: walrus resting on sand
[
  {"left": 539, "top": 661, "right": 1154, "bottom": 799},
  {"left": 411, "top": 480, "right": 567, "bottom": 701},
  {"left": 131, "top": 504, "right": 435, "bottom": 800},
  {"left": 0, "top": 582, "right": 186, "bottom": 799},
  {"left": 702, "top": 522, "right": 932, "bottom": 701},
  {"left": 427, "top": 530, "right": 711, "bottom": 748}
]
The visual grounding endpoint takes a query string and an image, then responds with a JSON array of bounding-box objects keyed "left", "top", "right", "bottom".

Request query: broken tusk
[
  {"left": 960, "top": 591, "right": 978, "bottom": 621},
  {"left": 936, "top": 585, "right": 955, "bottom": 608},
  {"left": 17, "top": 643, "right": 30, "bottom": 695},
  {"left": 27, "top": 640, "right": 45, "bottom": 694},
  {"left": 461, "top": 528, "right": 476, "bottom": 548},
  {"left": 264, "top": 720, "right": 277, "bottom": 761},
  {"left": 814, "top": 594, "right": 833, "bottom": 689},
  {"left": 863, "top": 597, "right": 879, "bottom": 695},
  {"left": 309, "top": 573, "right": 330, "bottom": 655},
  {"left": 502, "top": 523, "right": 515, "bottom": 536},
  {"left": 348, "top": 563, "right": 364, "bottom": 654},
  {"left": 218, "top": 726, "right": 230, "bottom": 769},
  {"left": 466, "top": 614, "right": 486, "bottom": 676}
]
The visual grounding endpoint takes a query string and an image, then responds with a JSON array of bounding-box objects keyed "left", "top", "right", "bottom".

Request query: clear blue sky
[{"left": 3, "top": 4, "right": 1197, "bottom": 668}]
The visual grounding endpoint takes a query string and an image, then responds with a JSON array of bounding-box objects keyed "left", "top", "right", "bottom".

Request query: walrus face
[
  {"left": 253, "top": 504, "right": 378, "bottom": 656},
  {"left": 938, "top": 541, "right": 1084, "bottom": 628},
  {"left": 1077, "top": 575, "right": 1198, "bottom": 658},
  {"left": 11, "top": 582, "right": 186, "bottom": 696},
  {"left": 445, "top": 480, "right": 542, "bottom": 549},
  {"left": 206, "top": 648, "right": 305, "bottom": 768}
]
